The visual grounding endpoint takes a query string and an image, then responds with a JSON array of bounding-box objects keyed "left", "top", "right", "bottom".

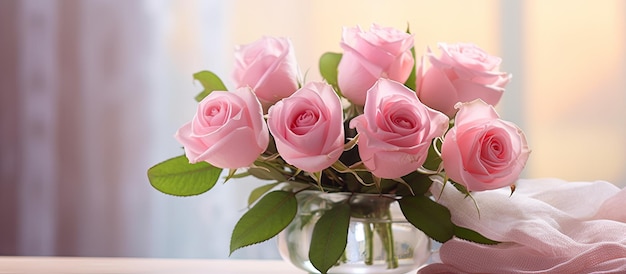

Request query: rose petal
[
  {"left": 452, "top": 79, "right": 504, "bottom": 106},
  {"left": 441, "top": 100, "right": 530, "bottom": 191},
  {"left": 195, "top": 127, "right": 264, "bottom": 168},
  {"left": 232, "top": 37, "right": 299, "bottom": 110},
  {"left": 175, "top": 88, "right": 269, "bottom": 169},
  {"left": 267, "top": 82, "right": 344, "bottom": 172},
  {"left": 418, "top": 66, "right": 459, "bottom": 117},
  {"left": 337, "top": 24, "right": 414, "bottom": 106},
  {"left": 454, "top": 100, "right": 501, "bottom": 129},
  {"left": 352, "top": 78, "right": 449, "bottom": 178}
]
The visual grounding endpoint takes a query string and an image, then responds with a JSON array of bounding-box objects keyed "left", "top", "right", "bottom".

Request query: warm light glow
[
  {"left": 229, "top": 0, "right": 500, "bottom": 82},
  {"left": 524, "top": 0, "right": 626, "bottom": 182}
]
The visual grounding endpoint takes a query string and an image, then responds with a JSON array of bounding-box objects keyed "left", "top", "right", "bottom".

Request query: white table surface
[
  {"left": 0, "top": 256, "right": 426, "bottom": 273},
  {"left": 0, "top": 256, "right": 307, "bottom": 274}
]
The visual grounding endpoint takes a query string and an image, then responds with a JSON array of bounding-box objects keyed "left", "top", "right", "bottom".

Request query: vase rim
[{"left": 297, "top": 190, "right": 401, "bottom": 200}]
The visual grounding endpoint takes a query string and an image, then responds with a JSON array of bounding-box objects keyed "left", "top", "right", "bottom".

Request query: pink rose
[
  {"left": 350, "top": 79, "right": 449, "bottom": 179},
  {"left": 337, "top": 24, "right": 415, "bottom": 105},
  {"left": 232, "top": 36, "right": 299, "bottom": 111},
  {"left": 417, "top": 43, "right": 511, "bottom": 117},
  {"left": 267, "top": 82, "right": 344, "bottom": 173},
  {"left": 441, "top": 99, "right": 530, "bottom": 191},
  {"left": 175, "top": 87, "right": 269, "bottom": 169}
]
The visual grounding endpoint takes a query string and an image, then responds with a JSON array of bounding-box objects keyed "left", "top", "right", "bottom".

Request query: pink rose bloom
[
  {"left": 417, "top": 43, "right": 511, "bottom": 117},
  {"left": 350, "top": 79, "right": 449, "bottom": 179},
  {"left": 232, "top": 36, "right": 299, "bottom": 111},
  {"left": 441, "top": 99, "right": 530, "bottom": 191},
  {"left": 337, "top": 24, "right": 415, "bottom": 106},
  {"left": 267, "top": 82, "right": 344, "bottom": 173},
  {"left": 175, "top": 87, "right": 269, "bottom": 169}
]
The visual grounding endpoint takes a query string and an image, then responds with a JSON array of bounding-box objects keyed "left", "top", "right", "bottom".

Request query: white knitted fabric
[{"left": 419, "top": 178, "right": 626, "bottom": 274}]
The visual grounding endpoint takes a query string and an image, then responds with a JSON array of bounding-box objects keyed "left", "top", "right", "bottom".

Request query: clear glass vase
[{"left": 278, "top": 191, "right": 431, "bottom": 274}]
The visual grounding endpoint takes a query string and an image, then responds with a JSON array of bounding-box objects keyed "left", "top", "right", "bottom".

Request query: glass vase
[{"left": 277, "top": 191, "right": 431, "bottom": 274}]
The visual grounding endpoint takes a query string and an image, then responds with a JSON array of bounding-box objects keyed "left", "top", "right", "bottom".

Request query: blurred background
[{"left": 1, "top": 0, "right": 624, "bottom": 260}]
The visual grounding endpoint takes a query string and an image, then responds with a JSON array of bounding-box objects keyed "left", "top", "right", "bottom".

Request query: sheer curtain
[
  {"left": 0, "top": 0, "right": 277, "bottom": 258},
  {"left": 1, "top": 0, "right": 624, "bottom": 259}
]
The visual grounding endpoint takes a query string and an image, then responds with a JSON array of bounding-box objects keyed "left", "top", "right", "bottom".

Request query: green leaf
[
  {"left": 422, "top": 139, "right": 443, "bottom": 171},
  {"left": 396, "top": 172, "right": 433, "bottom": 196},
  {"left": 147, "top": 155, "right": 223, "bottom": 196},
  {"left": 230, "top": 191, "right": 297, "bottom": 254},
  {"left": 247, "top": 182, "right": 281, "bottom": 206},
  {"left": 193, "top": 70, "right": 227, "bottom": 102},
  {"left": 319, "top": 52, "right": 342, "bottom": 92},
  {"left": 248, "top": 161, "right": 288, "bottom": 181},
  {"left": 309, "top": 202, "right": 351, "bottom": 274},
  {"left": 450, "top": 180, "right": 470, "bottom": 196},
  {"left": 398, "top": 195, "right": 454, "bottom": 243},
  {"left": 454, "top": 225, "right": 500, "bottom": 245}
]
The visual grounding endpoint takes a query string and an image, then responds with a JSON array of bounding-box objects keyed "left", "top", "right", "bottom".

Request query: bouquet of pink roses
[{"left": 148, "top": 24, "right": 530, "bottom": 273}]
